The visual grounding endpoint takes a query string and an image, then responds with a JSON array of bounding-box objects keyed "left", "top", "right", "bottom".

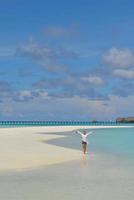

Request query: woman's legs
[{"left": 82, "top": 143, "right": 87, "bottom": 154}]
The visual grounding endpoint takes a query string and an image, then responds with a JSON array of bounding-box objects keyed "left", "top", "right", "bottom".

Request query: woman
[{"left": 76, "top": 130, "right": 93, "bottom": 154}]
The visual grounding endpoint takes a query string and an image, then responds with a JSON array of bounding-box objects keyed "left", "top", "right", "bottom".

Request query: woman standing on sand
[{"left": 76, "top": 130, "right": 93, "bottom": 154}]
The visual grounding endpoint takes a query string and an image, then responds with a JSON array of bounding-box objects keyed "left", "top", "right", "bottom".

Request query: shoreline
[
  {"left": 0, "top": 126, "right": 81, "bottom": 172},
  {"left": 0, "top": 125, "right": 134, "bottom": 172},
  {"left": 0, "top": 124, "right": 134, "bottom": 130}
]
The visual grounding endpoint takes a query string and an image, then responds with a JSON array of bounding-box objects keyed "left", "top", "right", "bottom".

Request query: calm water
[
  {"left": 92, "top": 128, "right": 134, "bottom": 158},
  {"left": 0, "top": 127, "right": 134, "bottom": 200},
  {"left": 46, "top": 127, "right": 134, "bottom": 161},
  {"left": 0, "top": 120, "right": 134, "bottom": 127}
]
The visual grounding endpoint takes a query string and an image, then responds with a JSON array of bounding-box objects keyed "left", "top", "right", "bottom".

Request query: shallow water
[
  {"left": 46, "top": 127, "right": 134, "bottom": 160},
  {"left": 0, "top": 156, "right": 134, "bottom": 200},
  {"left": 0, "top": 127, "right": 134, "bottom": 200}
]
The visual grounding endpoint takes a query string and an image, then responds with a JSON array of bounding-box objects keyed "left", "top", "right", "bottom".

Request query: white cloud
[
  {"left": 18, "top": 39, "right": 78, "bottom": 72},
  {"left": 113, "top": 69, "right": 134, "bottom": 79},
  {"left": 35, "top": 90, "right": 50, "bottom": 99},
  {"left": 108, "top": 95, "right": 134, "bottom": 117},
  {"left": 81, "top": 75, "right": 104, "bottom": 85},
  {"left": 18, "top": 89, "right": 49, "bottom": 101},
  {"left": 19, "top": 90, "right": 32, "bottom": 98},
  {"left": 19, "top": 40, "right": 52, "bottom": 60},
  {"left": 103, "top": 48, "right": 134, "bottom": 68},
  {"left": 8, "top": 95, "right": 116, "bottom": 120},
  {"left": 1, "top": 91, "right": 134, "bottom": 120},
  {"left": 5, "top": 89, "right": 50, "bottom": 103}
]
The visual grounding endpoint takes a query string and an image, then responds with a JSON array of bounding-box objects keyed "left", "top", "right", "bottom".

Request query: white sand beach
[
  {"left": 0, "top": 125, "right": 134, "bottom": 172},
  {"left": 0, "top": 126, "right": 134, "bottom": 200}
]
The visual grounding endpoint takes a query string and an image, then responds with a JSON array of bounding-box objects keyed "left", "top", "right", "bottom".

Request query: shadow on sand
[{"left": 35, "top": 131, "right": 81, "bottom": 151}]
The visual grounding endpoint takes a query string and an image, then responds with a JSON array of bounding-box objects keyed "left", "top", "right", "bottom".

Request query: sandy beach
[
  {"left": 0, "top": 125, "right": 134, "bottom": 172},
  {"left": 0, "top": 126, "right": 134, "bottom": 200},
  {"left": 0, "top": 126, "right": 79, "bottom": 171}
]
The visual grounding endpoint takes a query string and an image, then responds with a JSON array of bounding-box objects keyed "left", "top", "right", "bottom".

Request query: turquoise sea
[
  {"left": 0, "top": 126, "right": 134, "bottom": 200},
  {"left": 0, "top": 120, "right": 133, "bottom": 127},
  {"left": 46, "top": 127, "right": 134, "bottom": 160}
]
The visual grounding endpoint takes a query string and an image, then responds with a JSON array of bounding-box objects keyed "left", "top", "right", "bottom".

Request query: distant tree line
[{"left": 116, "top": 117, "right": 134, "bottom": 123}]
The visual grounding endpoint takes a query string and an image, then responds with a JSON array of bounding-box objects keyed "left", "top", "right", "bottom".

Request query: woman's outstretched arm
[
  {"left": 86, "top": 131, "right": 94, "bottom": 136},
  {"left": 75, "top": 130, "right": 82, "bottom": 136}
]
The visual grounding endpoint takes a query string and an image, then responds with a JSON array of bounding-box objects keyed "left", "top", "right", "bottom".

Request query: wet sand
[
  {"left": 0, "top": 125, "right": 133, "bottom": 171},
  {"left": 0, "top": 126, "right": 134, "bottom": 200}
]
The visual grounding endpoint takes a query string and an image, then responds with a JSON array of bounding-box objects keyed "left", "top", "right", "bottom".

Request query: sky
[{"left": 0, "top": 0, "right": 134, "bottom": 121}]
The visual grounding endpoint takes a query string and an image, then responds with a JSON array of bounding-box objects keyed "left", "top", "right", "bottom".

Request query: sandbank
[{"left": 0, "top": 125, "right": 134, "bottom": 172}]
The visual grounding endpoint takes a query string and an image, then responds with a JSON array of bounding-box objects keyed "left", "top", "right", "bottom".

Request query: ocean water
[
  {"left": 0, "top": 120, "right": 133, "bottom": 127},
  {"left": 0, "top": 127, "right": 134, "bottom": 200},
  {"left": 46, "top": 127, "right": 134, "bottom": 161},
  {"left": 92, "top": 128, "right": 134, "bottom": 158}
]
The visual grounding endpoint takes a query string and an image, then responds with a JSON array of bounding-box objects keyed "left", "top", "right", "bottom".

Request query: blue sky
[{"left": 0, "top": 0, "right": 134, "bottom": 120}]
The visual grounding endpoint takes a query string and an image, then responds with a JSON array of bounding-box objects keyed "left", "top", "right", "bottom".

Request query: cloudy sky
[{"left": 0, "top": 0, "right": 134, "bottom": 121}]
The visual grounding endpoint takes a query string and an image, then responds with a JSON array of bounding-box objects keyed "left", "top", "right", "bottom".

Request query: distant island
[{"left": 116, "top": 117, "right": 134, "bottom": 123}]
